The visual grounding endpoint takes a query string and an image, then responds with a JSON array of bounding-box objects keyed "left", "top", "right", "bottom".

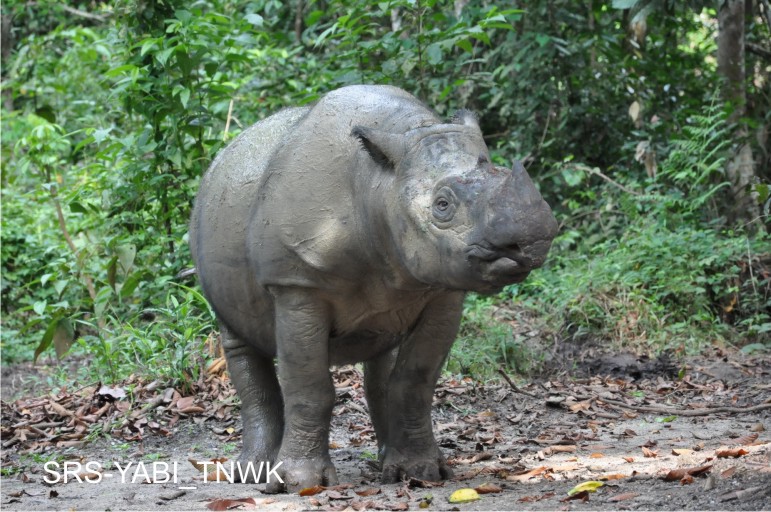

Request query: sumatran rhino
[{"left": 190, "top": 85, "right": 558, "bottom": 492}]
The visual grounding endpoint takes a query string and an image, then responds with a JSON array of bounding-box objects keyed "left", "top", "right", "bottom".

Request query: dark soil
[{"left": 1, "top": 345, "right": 770, "bottom": 511}]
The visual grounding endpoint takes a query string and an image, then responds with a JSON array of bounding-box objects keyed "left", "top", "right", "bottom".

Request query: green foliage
[
  {"left": 514, "top": 224, "right": 769, "bottom": 352},
  {"left": 507, "top": 105, "right": 770, "bottom": 353},
  {"left": 448, "top": 294, "right": 538, "bottom": 378}
]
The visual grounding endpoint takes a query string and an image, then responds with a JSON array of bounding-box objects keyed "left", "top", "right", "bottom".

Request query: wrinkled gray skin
[{"left": 190, "top": 85, "right": 558, "bottom": 493}]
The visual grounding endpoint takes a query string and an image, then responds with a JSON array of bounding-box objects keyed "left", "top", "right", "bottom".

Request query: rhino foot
[
  {"left": 380, "top": 448, "right": 453, "bottom": 483},
  {"left": 233, "top": 453, "right": 277, "bottom": 483},
  {"left": 265, "top": 457, "right": 339, "bottom": 494}
]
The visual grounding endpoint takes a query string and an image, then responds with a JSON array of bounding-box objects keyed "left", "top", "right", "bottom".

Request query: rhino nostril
[{"left": 503, "top": 243, "right": 521, "bottom": 254}]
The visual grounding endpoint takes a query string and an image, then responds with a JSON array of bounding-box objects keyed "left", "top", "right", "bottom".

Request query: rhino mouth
[{"left": 466, "top": 243, "right": 533, "bottom": 282}]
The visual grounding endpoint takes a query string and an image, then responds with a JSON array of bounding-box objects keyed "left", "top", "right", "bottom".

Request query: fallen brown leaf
[
  {"left": 663, "top": 464, "right": 712, "bottom": 482},
  {"left": 518, "top": 492, "right": 555, "bottom": 503},
  {"left": 406, "top": 477, "right": 442, "bottom": 488},
  {"left": 623, "top": 456, "right": 635, "bottom": 463},
  {"left": 206, "top": 497, "right": 256, "bottom": 511},
  {"left": 590, "top": 452, "right": 604, "bottom": 458},
  {"left": 97, "top": 385, "right": 126, "bottom": 401},
  {"left": 561, "top": 490, "right": 589, "bottom": 502},
  {"left": 716, "top": 448, "right": 749, "bottom": 458},
  {"left": 474, "top": 483, "right": 503, "bottom": 494},
  {"left": 188, "top": 458, "right": 230, "bottom": 482},
  {"left": 599, "top": 473, "right": 627, "bottom": 481},
  {"left": 734, "top": 433, "right": 759, "bottom": 445},
  {"left": 326, "top": 490, "right": 352, "bottom": 500},
  {"left": 609, "top": 492, "right": 639, "bottom": 502},
  {"left": 507, "top": 466, "right": 549, "bottom": 482},
  {"left": 642, "top": 446, "right": 658, "bottom": 458},
  {"left": 548, "top": 445, "right": 577, "bottom": 454},
  {"left": 176, "top": 396, "right": 196, "bottom": 410},
  {"left": 299, "top": 485, "right": 325, "bottom": 497},
  {"left": 721, "top": 467, "right": 737, "bottom": 479},
  {"left": 354, "top": 487, "right": 382, "bottom": 497}
]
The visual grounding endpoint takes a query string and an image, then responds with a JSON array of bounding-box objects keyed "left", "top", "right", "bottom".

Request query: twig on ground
[
  {"left": 497, "top": 368, "right": 538, "bottom": 399},
  {"left": 599, "top": 398, "right": 771, "bottom": 417}
]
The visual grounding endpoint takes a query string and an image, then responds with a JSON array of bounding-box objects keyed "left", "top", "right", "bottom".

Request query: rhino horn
[{"left": 352, "top": 126, "right": 406, "bottom": 170}]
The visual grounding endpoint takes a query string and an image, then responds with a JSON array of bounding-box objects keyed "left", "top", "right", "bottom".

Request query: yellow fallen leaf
[
  {"left": 448, "top": 488, "right": 480, "bottom": 503},
  {"left": 568, "top": 481, "right": 604, "bottom": 496}
]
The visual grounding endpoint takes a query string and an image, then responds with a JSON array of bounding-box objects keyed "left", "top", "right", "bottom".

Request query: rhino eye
[{"left": 432, "top": 188, "right": 457, "bottom": 225}]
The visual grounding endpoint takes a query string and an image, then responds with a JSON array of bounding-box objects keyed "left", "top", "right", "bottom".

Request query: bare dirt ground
[{"left": 1, "top": 345, "right": 770, "bottom": 511}]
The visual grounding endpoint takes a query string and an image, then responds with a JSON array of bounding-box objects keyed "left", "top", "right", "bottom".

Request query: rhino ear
[
  {"left": 352, "top": 126, "right": 406, "bottom": 170},
  {"left": 449, "top": 109, "right": 479, "bottom": 128}
]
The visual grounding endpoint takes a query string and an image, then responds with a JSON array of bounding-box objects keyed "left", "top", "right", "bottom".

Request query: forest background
[{"left": 1, "top": 0, "right": 769, "bottom": 388}]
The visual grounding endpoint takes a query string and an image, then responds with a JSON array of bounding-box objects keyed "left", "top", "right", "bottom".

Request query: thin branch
[
  {"left": 747, "top": 43, "right": 771, "bottom": 61},
  {"left": 576, "top": 165, "right": 642, "bottom": 196},
  {"left": 599, "top": 397, "right": 771, "bottom": 416},
  {"left": 223, "top": 99, "right": 234, "bottom": 141},
  {"left": 59, "top": 5, "right": 108, "bottom": 23},
  {"left": 497, "top": 367, "right": 539, "bottom": 399},
  {"left": 52, "top": 195, "right": 97, "bottom": 303}
]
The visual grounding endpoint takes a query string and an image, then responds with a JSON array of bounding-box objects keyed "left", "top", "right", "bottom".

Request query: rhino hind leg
[
  {"left": 363, "top": 348, "right": 397, "bottom": 460},
  {"left": 220, "top": 325, "right": 283, "bottom": 483}
]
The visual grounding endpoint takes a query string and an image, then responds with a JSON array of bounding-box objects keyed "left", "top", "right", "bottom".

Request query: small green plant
[
  {"left": 449, "top": 294, "right": 541, "bottom": 378},
  {"left": 360, "top": 451, "right": 378, "bottom": 461}
]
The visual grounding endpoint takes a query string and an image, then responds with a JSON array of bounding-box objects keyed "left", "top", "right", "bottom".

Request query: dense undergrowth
[{"left": 1, "top": 1, "right": 769, "bottom": 386}]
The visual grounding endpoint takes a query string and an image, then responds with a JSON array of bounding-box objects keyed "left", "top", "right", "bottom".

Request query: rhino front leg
[
  {"left": 220, "top": 325, "right": 283, "bottom": 482},
  {"left": 378, "top": 292, "right": 464, "bottom": 483},
  {"left": 266, "top": 288, "right": 338, "bottom": 493}
]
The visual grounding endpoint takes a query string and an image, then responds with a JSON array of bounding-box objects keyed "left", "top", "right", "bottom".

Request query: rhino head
[{"left": 353, "top": 110, "right": 558, "bottom": 294}]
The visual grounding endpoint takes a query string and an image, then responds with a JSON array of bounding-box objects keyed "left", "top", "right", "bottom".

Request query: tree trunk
[
  {"left": 294, "top": 0, "right": 303, "bottom": 42},
  {"left": 1, "top": 13, "right": 13, "bottom": 111},
  {"left": 717, "top": 0, "right": 759, "bottom": 225}
]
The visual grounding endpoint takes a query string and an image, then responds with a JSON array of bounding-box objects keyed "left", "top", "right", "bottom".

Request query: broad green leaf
[
  {"left": 305, "top": 10, "right": 324, "bottom": 26},
  {"left": 120, "top": 273, "right": 141, "bottom": 299},
  {"left": 139, "top": 38, "right": 159, "bottom": 56},
  {"left": 53, "top": 280, "right": 69, "bottom": 297},
  {"left": 53, "top": 319, "right": 75, "bottom": 359},
  {"left": 535, "top": 33, "right": 551, "bottom": 46},
  {"left": 612, "top": 0, "right": 639, "bottom": 8},
  {"left": 156, "top": 47, "right": 174, "bottom": 66},
  {"left": 94, "top": 286, "right": 112, "bottom": 318},
  {"left": 426, "top": 43, "right": 443, "bottom": 65},
  {"left": 116, "top": 245, "right": 136, "bottom": 274},
  {"left": 93, "top": 127, "right": 112, "bottom": 143},
  {"left": 245, "top": 13, "right": 263, "bottom": 26},
  {"left": 455, "top": 39, "right": 473, "bottom": 53},
  {"left": 33, "top": 300, "right": 47, "bottom": 316},
  {"left": 35, "top": 316, "right": 61, "bottom": 362},
  {"left": 179, "top": 88, "right": 191, "bottom": 108}
]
